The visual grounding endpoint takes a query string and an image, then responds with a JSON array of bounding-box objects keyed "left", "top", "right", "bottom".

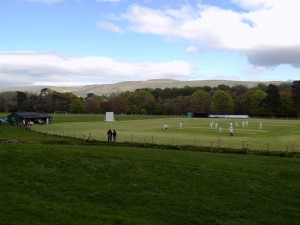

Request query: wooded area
[{"left": 1, "top": 80, "right": 300, "bottom": 118}]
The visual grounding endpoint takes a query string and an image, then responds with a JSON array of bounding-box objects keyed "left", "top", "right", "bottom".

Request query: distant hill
[{"left": 0, "top": 79, "right": 284, "bottom": 97}]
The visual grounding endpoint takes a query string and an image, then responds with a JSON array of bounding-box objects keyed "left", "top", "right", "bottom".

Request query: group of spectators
[{"left": 107, "top": 129, "right": 117, "bottom": 143}]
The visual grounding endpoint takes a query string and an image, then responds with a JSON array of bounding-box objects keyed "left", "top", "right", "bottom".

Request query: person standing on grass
[
  {"left": 179, "top": 122, "right": 183, "bottom": 130},
  {"left": 107, "top": 129, "right": 112, "bottom": 142},
  {"left": 219, "top": 126, "right": 223, "bottom": 133},
  {"left": 163, "top": 123, "right": 168, "bottom": 130},
  {"left": 259, "top": 122, "right": 263, "bottom": 130},
  {"left": 229, "top": 126, "right": 234, "bottom": 136},
  {"left": 112, "top": 130, "right": 117, "bottom": 144}
]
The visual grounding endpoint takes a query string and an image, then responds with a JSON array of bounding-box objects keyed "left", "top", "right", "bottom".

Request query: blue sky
[{"left": 0, "top": 0, "right": 299, "bottom": 87}]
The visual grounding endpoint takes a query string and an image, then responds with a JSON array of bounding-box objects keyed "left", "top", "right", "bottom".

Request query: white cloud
[
  {"left": 231, "top": 0, "right": 274, "bottom": 10},
  {"left": 124, "top": 5, "right": 176, "bottom": 36},
  {"left": 116, "top": 0, "right": 300, "bottom": 67},
  {"left": 0, "top": 52, "right": 192, "bottom": 87},
  {"left": 185, "top": 46, "right": 200, "bottom": 54},
  {"left": 97, "top": 21, "right": 123, "bottom": 33}
]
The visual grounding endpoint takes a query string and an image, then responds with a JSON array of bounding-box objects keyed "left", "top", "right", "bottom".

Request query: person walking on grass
[{"left": 112, "top": 130, "right": 117, "bottom": 144}]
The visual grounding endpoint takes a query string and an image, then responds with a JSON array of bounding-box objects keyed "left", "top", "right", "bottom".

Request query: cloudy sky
[{"left": 0, "top": 0, "right": 299, "bottom": 87}]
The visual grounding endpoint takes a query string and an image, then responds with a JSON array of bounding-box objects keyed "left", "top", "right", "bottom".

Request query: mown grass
[
  {"left": 32, "top": 116, "right": 300, "bottom": 152},
  {"left": 0, "top": 126, "right": 300, "bottom": 225}
]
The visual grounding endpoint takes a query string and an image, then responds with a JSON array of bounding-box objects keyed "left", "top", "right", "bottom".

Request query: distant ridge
[{"left": 0, "top": 79, "right": 284, "bottom": 97}]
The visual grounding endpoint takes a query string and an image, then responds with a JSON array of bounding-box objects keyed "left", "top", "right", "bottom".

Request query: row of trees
[{"left": 1, "top": 81, "right": 300, "bottom": 118}]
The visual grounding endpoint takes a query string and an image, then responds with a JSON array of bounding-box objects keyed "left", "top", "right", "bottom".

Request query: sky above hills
[{"left": 0, "top": 0, "right": 299, "bottom": 87}]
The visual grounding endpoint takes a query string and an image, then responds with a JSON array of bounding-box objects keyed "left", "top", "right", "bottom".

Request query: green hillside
[{"left": 0, "top": 79, "right": 284, "bottom": 96}]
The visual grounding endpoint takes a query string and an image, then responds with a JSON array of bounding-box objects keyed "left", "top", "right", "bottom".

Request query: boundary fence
[{"left": 48, "top": 114, "right": 173, "bottom": 123}]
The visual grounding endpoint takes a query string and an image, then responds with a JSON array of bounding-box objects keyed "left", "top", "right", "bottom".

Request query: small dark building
[
  {"left": 7, "top": 112, "right": 52, "bottom": 125},
  {"left": 193, "top": 112, "right": 209, "bottom": 118},
  {"left": 188, "top": 112, "right": 209, "bottom": 118}
]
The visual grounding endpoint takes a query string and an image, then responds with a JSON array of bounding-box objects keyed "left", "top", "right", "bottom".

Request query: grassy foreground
[{"left": 0, "top": 126, "right": 300, "bottom": 225}]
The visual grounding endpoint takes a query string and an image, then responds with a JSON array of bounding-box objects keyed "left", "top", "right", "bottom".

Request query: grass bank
[{"left": 0, "top": 126, "right": 299, "bottom": 225}]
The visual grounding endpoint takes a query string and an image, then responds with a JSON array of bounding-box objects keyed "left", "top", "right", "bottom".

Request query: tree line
[{"left": 1, "top": 81, "right": 300, "bottom": 118}]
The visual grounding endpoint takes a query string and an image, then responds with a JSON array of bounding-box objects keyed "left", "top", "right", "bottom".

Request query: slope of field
[{"left": 0, "top": 126, "right": 299, "bottom": 225}]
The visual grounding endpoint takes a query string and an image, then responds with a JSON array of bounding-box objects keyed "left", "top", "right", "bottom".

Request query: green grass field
[
  {"left": 30, "top": 115, "right": 300, "bottom": 152},
  {"left": 0, "top": 126, "right": 299, "bottom": 225}
]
